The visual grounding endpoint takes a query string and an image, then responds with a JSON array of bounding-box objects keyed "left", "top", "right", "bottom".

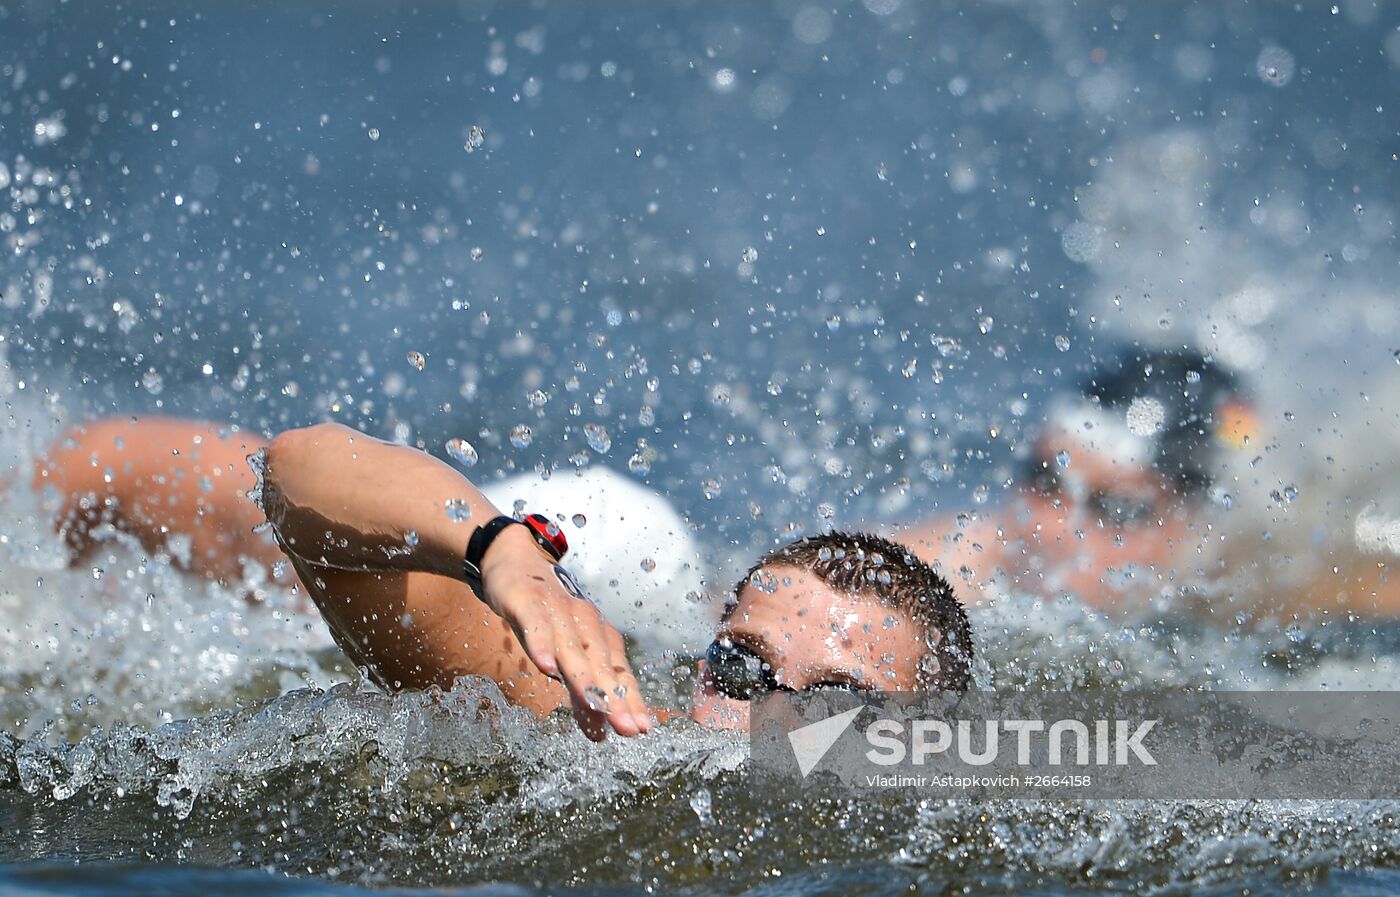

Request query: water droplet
[
  {"left": 977, "top": 315, "right": 994, "bottom": 334},
  {"left": 901, "top": 358, "right": 918, "bottom": 379},
  {"left": 367, "top": 127, "right": 381, "bottom": 141},
  {"left": 972, "top": 484, "right": 990, "bottom": 505},
  {"left": 406, "top": 351, "right": 426, "bottom": 371},
  {"left": 142, "top": 370, "right": 164, "bottom": 395},
  {"left": 826, "top": 314, "right": 841, "bottom": 332},
  {"left": 1283, "top": 484, "right": 1299, "bottom": 502},
  {"left": 1055, "top": 450, "right": 1071, "bottom": 468},
  {"left": 464, "top": 124, "right": 485, "bottom": 153},
  {"left": 689, "top": 787, "right": 714, "bottom": 826},
  {"left": 628, "top": 452, "right": 652, "bottom": 475},
  {"left": 404, "top": 530, "right": 420, "bottom": 547},
  {"left": 1060, "top": 221, "right": 1102, "bottom": 263},
  {"left": 1256, "top": 46, "right": 1295, "bottom": 87},
  {"left": 1054, "top": 335, "right": 1071, "bottom": 352},
  {"left": 583, "top": 423, "right": 612, "bottom": 453},
  {"left": 445, "top": 438, "right": 479, "bottom": 467},
  {"left": 640, "top": 558, "right": 657, "bottom": 573},
  {"left": 817, "top": 502, "right": 835, "bottom": 519},
  {"left": 470, "top": 247, "right": 485, "bottom": 261},
  {"left": 571, "top": 513, "right": 587, "bottom": 528},
  {"left": 931, "top": 335, "right": 963, "bottom": 358},
  {"left": 509, "top": 424, "right": 533, "bottom": 449},
  {"left": 740, "top": 246, "right": 759, "bottom": 264},
  {"left": 444, "top": 499, "right": 473, "bottom": 522},
  {"left": 1126, "top": 396, "right": 1166, "bottom": 436}
]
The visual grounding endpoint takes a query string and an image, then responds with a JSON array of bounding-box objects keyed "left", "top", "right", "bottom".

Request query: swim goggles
[{"left": 704, "top": 638, "right": 863, "bottom": 700}]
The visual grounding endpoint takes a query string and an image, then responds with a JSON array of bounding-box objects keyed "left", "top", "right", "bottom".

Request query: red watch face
[{"left": 522, "top": 513, "right": 569, "bottom": 560}]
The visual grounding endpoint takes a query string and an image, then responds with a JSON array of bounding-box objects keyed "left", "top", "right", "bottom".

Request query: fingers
[
  {"left": 502, "top": 601, "right": 560, "bottom": 679},
  {"left": 552, "top": 610, "right": 650, "bottom": 741},
  {"left": 604, "top": 623, "right": 652, "bottom": 727},
  {"left": 500, "top": 586, "right": 651, "bottom": 740}
]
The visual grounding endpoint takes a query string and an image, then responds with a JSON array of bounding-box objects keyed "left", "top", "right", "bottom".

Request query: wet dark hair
[
  {"left": 1027, "top": 344, "right": 1247, "bottom": 496},
  {"left": 724, "top": 531, "right": 973, "bottom": 693}
]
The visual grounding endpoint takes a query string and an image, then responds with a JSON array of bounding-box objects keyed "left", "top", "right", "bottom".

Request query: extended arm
[{"left": 260, "top": 423, "right": 651, "bottom": 739}]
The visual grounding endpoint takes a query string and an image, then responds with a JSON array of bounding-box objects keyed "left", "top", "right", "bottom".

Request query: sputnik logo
[{"left": 787, "top": 705, "right": 864, "bottom": 777}]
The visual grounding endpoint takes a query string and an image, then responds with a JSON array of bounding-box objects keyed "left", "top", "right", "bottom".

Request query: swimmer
[
  {"left": 900, "top": 346, "right": 1254, "bottom": 612},
  {"left": 32, "top": 418, "right": 972, "bottom": 740}
]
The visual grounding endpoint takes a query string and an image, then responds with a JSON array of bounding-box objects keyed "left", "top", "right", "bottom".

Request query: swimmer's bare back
[{"left": 35, "top": 417, "right": 284, "bottom": 588}]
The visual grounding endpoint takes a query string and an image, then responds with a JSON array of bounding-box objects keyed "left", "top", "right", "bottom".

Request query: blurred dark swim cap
[{"left": 1078, "top": 344, "right": 1254, "bottom": 493}]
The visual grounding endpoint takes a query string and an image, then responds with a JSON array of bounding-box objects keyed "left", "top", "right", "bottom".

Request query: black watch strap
[{"left": 462, "top": 515, "right": 524, "bottom": 600}]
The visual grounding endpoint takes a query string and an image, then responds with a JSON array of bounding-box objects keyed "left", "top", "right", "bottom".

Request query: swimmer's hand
[{"left": 478, "top": 524, "right": 651, "bottom": 741}]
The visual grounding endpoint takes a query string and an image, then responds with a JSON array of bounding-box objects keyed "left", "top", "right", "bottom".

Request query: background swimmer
[{"left": 902, "top": 346, "right": 1254, "bottom": 613}]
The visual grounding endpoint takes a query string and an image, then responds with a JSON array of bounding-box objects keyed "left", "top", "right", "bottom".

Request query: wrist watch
[{"left": 462, "top": 513, "right": 569, "bottom": 600}]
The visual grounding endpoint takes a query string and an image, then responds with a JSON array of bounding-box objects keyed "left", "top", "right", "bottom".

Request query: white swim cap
[{"left": 480, "top": 467, "right": 712, "bottom": 657}]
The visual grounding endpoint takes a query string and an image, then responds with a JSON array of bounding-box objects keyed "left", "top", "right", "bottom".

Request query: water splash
[{"left": 445, "top": 438, "right": 479, "bottom": 468}]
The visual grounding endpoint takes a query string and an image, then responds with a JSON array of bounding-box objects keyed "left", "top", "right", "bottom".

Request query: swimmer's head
[
  {"left": 1009, "top": 345, "right": 1255, "bottom": 609},
  {"left": 1026, "top": 344, "right": 1253, "bottom": 502},
  {"left": 689, "top": 531, "right": 972, "bottom": 729}
]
